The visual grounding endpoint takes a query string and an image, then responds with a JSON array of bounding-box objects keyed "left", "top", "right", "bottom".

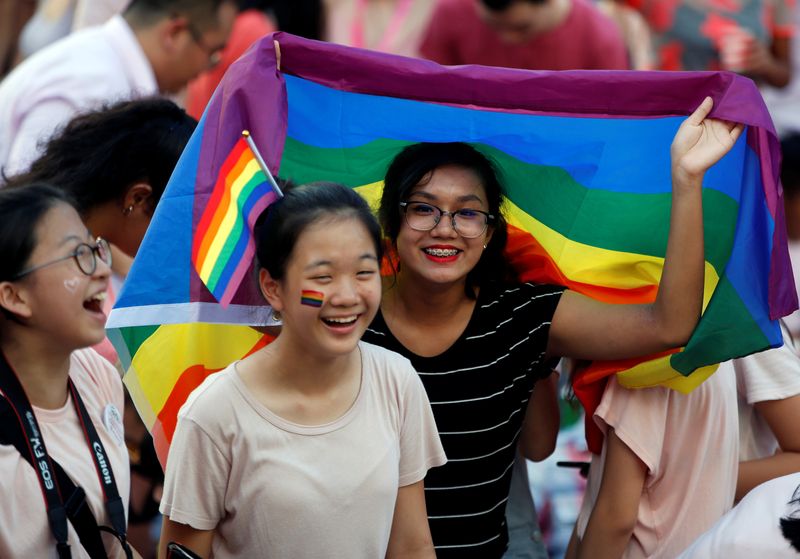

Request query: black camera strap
[{"left": 0, "top": 351, "right": 132, "bottom": 559}]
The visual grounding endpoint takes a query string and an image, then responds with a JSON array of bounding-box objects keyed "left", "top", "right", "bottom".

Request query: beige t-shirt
[
  {"left": 160, "top": 341, "right": 446, "bottom": 558},
  {"left": 0, "top": 348, "right": 130, "bottom": 559},
  {"left": 577, "top": 371, "right": 738, "bottom": 558}
]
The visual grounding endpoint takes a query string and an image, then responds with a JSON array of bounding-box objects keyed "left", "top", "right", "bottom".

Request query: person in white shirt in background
[{"left": 0, "top": 0, "right": 236, "bottom": 179}]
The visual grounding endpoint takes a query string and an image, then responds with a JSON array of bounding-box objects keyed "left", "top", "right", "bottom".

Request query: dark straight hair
[
  {"left": 378, "top": 142, "right": 510, "bottom": 298},
  {"left": 0, "top": 183, "right": 75, "bottom": 282},
  {"left": 255, "top": 181, "right": 383, "bottom": 281}
]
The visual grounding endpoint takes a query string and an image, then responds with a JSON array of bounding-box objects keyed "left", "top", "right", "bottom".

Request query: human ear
[
  {"left": 258, "top": 268, "right": 284, "bottom": 311},
  {"left": 161, "top": 15, "right": 189, "bottom": 53},
  {"left": 0, "top": 282, "right": 32, "bottom": 319},
  {"left": 123, "top": 183, "right": 154, "bottom": 216}
]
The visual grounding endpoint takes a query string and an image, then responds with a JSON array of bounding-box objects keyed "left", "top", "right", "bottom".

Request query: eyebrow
[
  {"left": 409, "top": 191, "right": 485, "bottom": 204},
  {"left": 58, "top": 234, "right": 89, "bottom": 247},
  {"left": 304, "top": 254, "right": 378, "bottom": 270}
]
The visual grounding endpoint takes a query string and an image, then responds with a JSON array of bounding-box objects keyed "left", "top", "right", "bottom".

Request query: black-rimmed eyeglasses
[
  {"left": 13, "top": 238, "right": 112, "bottom": 280},
  {"left": 399, "top": 201, "right": 494, "bottom": 239}
]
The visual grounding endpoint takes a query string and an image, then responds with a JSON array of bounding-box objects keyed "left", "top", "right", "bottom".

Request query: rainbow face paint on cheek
[{"left": 300, "top": 290, "right": 324, "bottom": 307}]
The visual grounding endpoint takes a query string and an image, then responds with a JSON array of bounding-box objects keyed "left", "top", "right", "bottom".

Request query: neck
[
  {"left": 386, "top": 270, "right": 473, "bottom": 325},
  {"left": 264, "top": 331, "right": 360, "bottom": 394},
  {"left": 1, "top": 328, "right": 72, "bottom": 410}
]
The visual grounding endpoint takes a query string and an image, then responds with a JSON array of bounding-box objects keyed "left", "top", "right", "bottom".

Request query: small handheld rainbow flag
[{"left": 192, "top": 132, "right": 281, "bottom": 307}]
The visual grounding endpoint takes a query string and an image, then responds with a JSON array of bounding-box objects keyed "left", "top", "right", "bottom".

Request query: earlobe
[
  {"left": 0, "top": 282, "right": 32, "bottom": 319},
  {"left": 484, "top": 227, "right": 494, "bottom": 248},
  {"left": 258, "top": 269, "right": 283, "bottom": 310},
  {"left": 123, "top": 183, "right": 154, "bottom": 216}
]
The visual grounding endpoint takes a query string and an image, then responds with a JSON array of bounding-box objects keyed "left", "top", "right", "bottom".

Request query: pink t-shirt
[
  {"left": 420, "top": 0, "right": 629, "bottom": 69},
  {"left": 576, "top": 372, "right": 739, "bottom": 558},
  {"left": 0, "top": 348, "right": 130, "bottom": 559}
]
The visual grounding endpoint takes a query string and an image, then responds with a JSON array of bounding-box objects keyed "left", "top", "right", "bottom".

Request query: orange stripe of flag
[{"left": 193, "top": 140, "right": 250, "bottom": 265}]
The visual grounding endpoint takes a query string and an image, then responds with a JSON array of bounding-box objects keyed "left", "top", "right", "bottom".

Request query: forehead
[
  {"left": 409, "top": 165, "right": 488, "bottom": 202},
  {"left": 33, "top": 204, "right": 89, "bottom": 248},
  {"left": 291, "top": 216, "right": 377, "bottom": 266}
]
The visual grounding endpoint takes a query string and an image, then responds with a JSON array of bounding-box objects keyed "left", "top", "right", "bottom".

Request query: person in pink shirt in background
[{"left": 420, "top": 0, "right": 629, "bottom": 69}]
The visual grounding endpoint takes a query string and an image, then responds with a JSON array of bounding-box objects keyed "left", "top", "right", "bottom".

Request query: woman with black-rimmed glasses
[
  {"left": 0, "top": 183, "right": 136, "bottom": 559},
  {"left": 363, "top": 98, "right": 743, "bottom": 557}
]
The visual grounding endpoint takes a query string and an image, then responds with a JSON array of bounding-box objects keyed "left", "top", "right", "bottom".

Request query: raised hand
[{"left": 670, "top": 97, "right": 744, "bottom": 185}]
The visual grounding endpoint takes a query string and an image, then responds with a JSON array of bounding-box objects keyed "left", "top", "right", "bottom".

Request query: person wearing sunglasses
[{"left": 0, "top": 183, "right": 138, "bottom": 558}]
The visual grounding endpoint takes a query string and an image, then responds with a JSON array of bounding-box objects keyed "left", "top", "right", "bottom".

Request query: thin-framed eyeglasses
[
  {"left": 186, "top": 19, "right": 223, "bottom": 67},
  {"left": 13, "top": 238, "right": 112, "bottom": 280},
  {"left": 399, "top": 201, "right": 494, "bottom": 239}
]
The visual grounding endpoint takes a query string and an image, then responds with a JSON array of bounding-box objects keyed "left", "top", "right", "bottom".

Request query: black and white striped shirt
[{"left": 364, "top": 282, "right": 564, "bottom": 557}]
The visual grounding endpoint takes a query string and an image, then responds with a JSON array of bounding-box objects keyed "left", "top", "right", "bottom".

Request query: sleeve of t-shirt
[
  {"left": 736, "top": 333, "right": 800, "bottom": 405},
  {"left": 160, "top": 416, "right": 231, "bottom": 530},
  {"left": 419, "top": 0, "right": 459, "bottom": 64},
  {"left": 74, "top": 348, "right": 124, "bottom": 412},
  {"left": 397, "top": 366, "right": 447, "bottom": 487},
  {"left": 593, "top": 375, "right": 669, "bottom": 477}
]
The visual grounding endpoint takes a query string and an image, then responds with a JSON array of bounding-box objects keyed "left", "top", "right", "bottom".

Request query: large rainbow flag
[{"left": 107, "top": 33, "right": 797, "bottom": 462}]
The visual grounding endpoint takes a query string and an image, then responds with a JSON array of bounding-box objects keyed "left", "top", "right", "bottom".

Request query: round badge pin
[{"left": 103, "top": 403, "right": 125, "bottom": 447}]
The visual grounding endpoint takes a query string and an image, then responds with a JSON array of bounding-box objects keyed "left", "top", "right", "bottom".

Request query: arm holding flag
[
  {"left": 570, "top": 97, "right": 744, "bottom": 559},
  {"left": 547, "top": 97, "right": 744, "bottom": 361}
]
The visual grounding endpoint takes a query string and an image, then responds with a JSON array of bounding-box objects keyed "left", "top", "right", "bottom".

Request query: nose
[
  {"left": 431, "top": 211, "right": 459, "bottom": 238},
  {"left": 93, "top": 252, "right": 112, "bottom": 280},
  {"left": 328, "top": 277, "right": 360, "bottom": 307}
]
